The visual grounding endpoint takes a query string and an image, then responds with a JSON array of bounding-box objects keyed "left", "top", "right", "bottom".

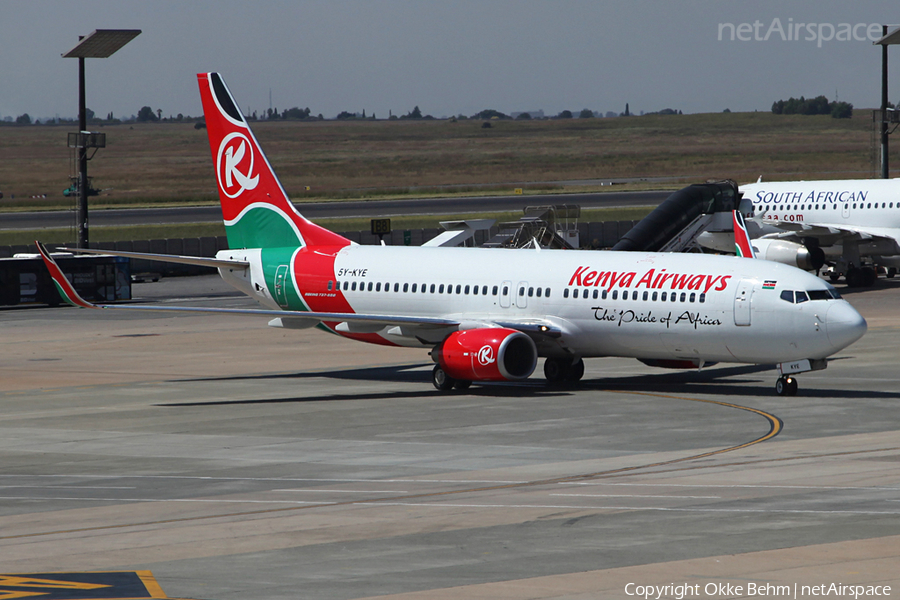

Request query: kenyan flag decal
[{"left": 763, "top": 280, "right": 777, "bottom": 290}]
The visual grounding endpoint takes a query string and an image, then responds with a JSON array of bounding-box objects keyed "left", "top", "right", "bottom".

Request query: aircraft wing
[
  {"left": 38, "top": 242, "right": 566, "bottom": 342},
  {"left": 37, "top": 241, "right": 457, "bottom": 328},
  {"left": 54, "top": 246, "right": 249, "bottom": 269},
  {"left": 759, "top": 222, "right": 900, "bottom": 251}
]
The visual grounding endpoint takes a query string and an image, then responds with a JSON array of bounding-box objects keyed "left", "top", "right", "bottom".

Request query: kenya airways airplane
[
  {"left": 37, "top": 73, "right": 868, "bottom": 396},
  {"left": 739, "top": 179, "right": 900, "bottom": 287}
]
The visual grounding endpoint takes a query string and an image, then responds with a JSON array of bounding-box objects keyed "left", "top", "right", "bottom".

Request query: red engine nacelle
[{"left": 435, "top": 328, "right": 538, "bottom": 382}]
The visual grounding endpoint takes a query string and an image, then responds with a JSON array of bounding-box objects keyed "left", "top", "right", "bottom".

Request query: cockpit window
[{"left": 781, "top": 288, "right": 841, "bottom": 303}]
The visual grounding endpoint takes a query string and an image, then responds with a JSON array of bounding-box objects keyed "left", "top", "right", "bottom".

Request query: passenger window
[
  {"left": 689, "top": 293, "right": 695, "bottom": 303},
  {"left": 652, "top": 292, "right": 657, "bottom": 301},
  {"left": 795, "top": 291, "right": 809, "bottom": 303},
  {"left": 456, "top": 285, "right": 461, "bottom": 294},
  {"left": 536, "top": 287, "right": 542, "bottom": 298},
  {"left": 439, "top": 284, "right": 444, "bottom": 293},
  {"left": 699, "top": 293, "right": 705, "bottom": 303},
  {"left": 411, "top": 283, "right": 417, "bottom": 293},
  {"left": 602, "top": 290, "right": 608, "bottom": 300},
  {"left": 780, "top": 290, "right": 794, "bottom": 303},
  {"left": 545, "top": 288, "right": 551, "bottom": 297},
  {"left": 376, "top": 282, "right": 382, "bottom": 292},
  {"left": 642, "top": 291, "right": 648, "bottom": 301},
  {"left": 528, "top": 287, "right": 533, "bottom": 297},
  {"left": 680, "top": 292, "right": 686, "bottom": 302},
  {"left": 368, "top": 282, "right": 373, "bottom": 291},
  {"left": 394, "top": 283, "right": 399, "bottom": 292},
  {"left": 492, "top": 285, "right": 498, "bottom": 295},
  {"left": 403, "top": 283, "right": 408, "bottom": 292},
  {"left": 352, "top": 282, "right": 357, "bottom": 291},
  {"left": 327, "top": 281, "right": 333, "bottom": 291},
  {"left": 422, "top": 284, "right": 427, "bottom": 293},
  {"left": 502, "top": 286, "right": 509, "bottom": 295},
  {"left": 661, "top": 292, "right": 667, "bottom": 301},
  {"left": 593, "top": 289, "right": 598, "bottom": 299},
  {"left": 563, "top": 288, "right": 569, "bottom": 298},
  {"left": 343, "top": 281, "right": 349, "bottom": 291},
  {"left": 483, "top": 286, "right": 489, "bottom": 295},
  {"left": 632, "top": 291, "right": 639, "bottom": 300},
  {"left": 612, "top": 290, "right": 618, "bottom": 300},
  {"left": 465, "top": 285, "right": 470, "bottom": 295},
  {"left": 473, "top": 285, "right": 479, "bottom": 295}
]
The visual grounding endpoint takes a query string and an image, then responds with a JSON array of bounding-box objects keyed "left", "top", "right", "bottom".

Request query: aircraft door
[
  {"left": 515, "top": 281, "right": 528, "bottom": 308},
  {"left": 274, "top": 264, "right": 289, "bottom": 308},
  {"left": 733, "top": 279, "right": 753, "bottom": 326},
  {"left": 500, "top": 280, "right": 512, "bottom": 308}
]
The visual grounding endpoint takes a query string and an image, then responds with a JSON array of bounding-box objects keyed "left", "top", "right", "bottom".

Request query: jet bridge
[{"left": 612, "top": 181, "right": 747, "bottom": 253}]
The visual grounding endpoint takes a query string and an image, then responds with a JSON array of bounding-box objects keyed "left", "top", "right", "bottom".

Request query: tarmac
[{"left": 1, "top": 274, "right": 898, "bottom": 600}]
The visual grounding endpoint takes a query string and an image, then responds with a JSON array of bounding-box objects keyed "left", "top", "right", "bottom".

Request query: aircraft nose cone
[{"left": 825, "top": 301, "right": 867, "bottom": 351}]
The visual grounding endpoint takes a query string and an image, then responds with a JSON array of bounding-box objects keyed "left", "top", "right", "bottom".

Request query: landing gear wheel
[
  {"left": 432, "top": 366, "right": 456, "bottom": 391},
  {"left": 887, "top": 267, "right": 897, "bottom": 279},
  {"left": 566, "top": 358, "right": 585, "bottom": 382},
  {"left": 829, "top": 272, "right": 841, "bottom": 283},
  {"left": 454, "top": 380, "right": 472, "bottom": 390},
  {"left": 775, "top": 376, "right": 798, "bottom": 397},
  {"left": 845, "top": 268, "right": 863, "bottom": 288},
  {"left": 543, "top": 357, "right": 567, "bottom": 383}
]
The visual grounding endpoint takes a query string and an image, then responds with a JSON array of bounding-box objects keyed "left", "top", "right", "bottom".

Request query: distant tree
[
  {"left": 400, "top": 106, "right": 423, "bottom": 120},
  {"left": 137, "top": 106, "right": 158, "bottom": 122},
  {"left": 282, "top": 107, "right": 311, "bottom": 120},
  {"left": 624, "top": 103, "right": 630, "bottom": 117},
  {"left": 471, "top": 109, "right": 510, "bottom": 120},
  {"left": 723, "top": 108, "right": 731, "bottom": 113},
  {"left": 556, "top": 110, "right": 573, "bottom": 119},
  {"left": 831, "top": 101, "right": 853, "bottom": 119},
  {"left": 336, "top": 111, "right": 358, "bottom": 120},
  {"left": 657, "top": 108, "right": 678, "bottom": 115},
  {"left": 15, "top": 113, "right": 32, "bottom": 124},
  {"left": 578, "top": 108, "right": 594, "bottom": 118},
  {"left": 515, "top": 112, "right": 532, "bottom": 120},
  {"left": 156, "top": 109, "right": 162, "bottom": 121}
]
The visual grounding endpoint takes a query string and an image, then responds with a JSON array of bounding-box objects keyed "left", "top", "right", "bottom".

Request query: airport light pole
[
  {"left": 875, "top": 26, "right": 900, "bottom": 179},
  {"left": 63, "top": 29, "right": 141, "bottom": 248}
]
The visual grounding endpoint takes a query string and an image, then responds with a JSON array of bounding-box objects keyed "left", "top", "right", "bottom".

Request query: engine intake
[
  {"left": 753, "top": 238, "right": 825, "bottom": 271},
  {"left": 435, "top": 328, "right": 537, "bottom": 382}
]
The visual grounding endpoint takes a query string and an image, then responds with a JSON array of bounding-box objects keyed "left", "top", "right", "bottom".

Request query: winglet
[
  {"left": 35, "top": 241, "right": 99, "bottom": 309},
  {"left": 732, "top": 211, "right": 757, "bottom": 259}
]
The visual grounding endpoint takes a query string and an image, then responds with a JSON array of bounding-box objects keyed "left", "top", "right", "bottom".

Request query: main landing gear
[
  {"left": 431, "top": 366, "right": 472, "bottom": 391},
  {"left": 543, "top": 357, "right": 584, "bottom": 384},
  {"left": 775, "top": 375, "right": 798, "bottom": 397}
]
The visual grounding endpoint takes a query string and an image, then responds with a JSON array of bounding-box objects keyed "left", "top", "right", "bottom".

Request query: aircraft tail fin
[
  {"left": 197, "top": 72, "right": 350, "bottom": 250},
  {"left": 35, "top": 241, "right": 100, "bottom": 309},
  {"left": 733, "top": 210, "right": 757, "bottom": 258}
]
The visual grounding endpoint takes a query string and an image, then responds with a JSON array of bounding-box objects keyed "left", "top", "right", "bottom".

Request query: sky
[{"left": 1, "top": 0, "right": 899, "bottom": 122}]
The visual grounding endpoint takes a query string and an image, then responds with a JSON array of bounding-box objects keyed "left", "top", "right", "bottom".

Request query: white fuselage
[
  {"left": 740, "top": 179, "right": 900, "bottom": 260},
  {"left": 221, "top": 245, "right": 866, "bottom": 366}
]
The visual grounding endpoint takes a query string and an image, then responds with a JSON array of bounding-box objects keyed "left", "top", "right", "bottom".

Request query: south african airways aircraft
[{"left": 37, "top": 73, "right": 867, "bottom": 396}]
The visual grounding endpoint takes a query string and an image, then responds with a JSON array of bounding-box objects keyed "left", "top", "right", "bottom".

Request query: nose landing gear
[{"left": 775, "top": 375, "right": 798, "bottom": 396}]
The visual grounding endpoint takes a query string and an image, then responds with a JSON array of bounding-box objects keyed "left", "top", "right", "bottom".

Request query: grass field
[{"left": 1, "top": 110, "right": 894, "bottom": 214}]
